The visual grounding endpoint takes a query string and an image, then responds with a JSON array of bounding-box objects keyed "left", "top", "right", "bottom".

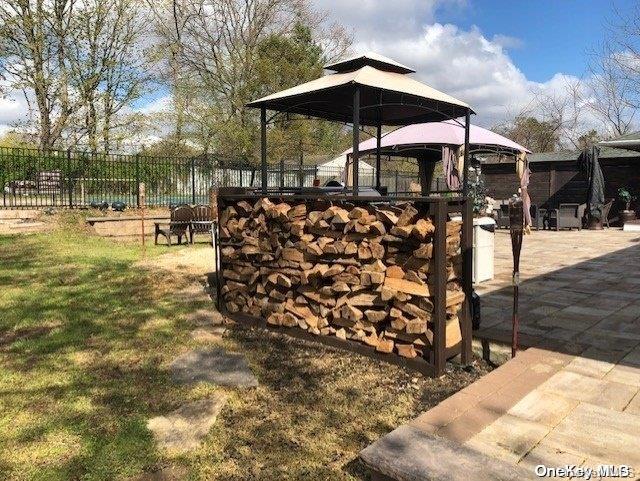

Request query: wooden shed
[{"left": 482, "top": 147, "right": 640, "bottom": 224}]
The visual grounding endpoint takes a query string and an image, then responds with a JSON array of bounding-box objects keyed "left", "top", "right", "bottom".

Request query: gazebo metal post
[
  {"left": 462, "top": 110, "right": 471, "bottom": 195},
  {"left": 375, "top": 123, "right": 382, "bottom": 190},
  {"left": 461, "top": 109, "right": 473, "bottom": 364},
  {"left": 261, "top": 106, "right": 267, "bottom": 193},
  {"left": 352, "top": 86, "right": 360, "bottom": 193},
  {"left": 433, "top": 198, "right": 447, "bottom": 376}
]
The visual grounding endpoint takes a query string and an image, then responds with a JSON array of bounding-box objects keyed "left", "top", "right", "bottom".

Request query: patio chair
[
  {"left": 494, "top": 202, "right": 510, "bottom": 229},
  {"left": 154, "top": 204, "right": 192, "bottom": 246},
  {"left": 530, "top": 204, "right": 547, "bottom": 230},
  {"left": 548, "top": 203, "right": 586, "bottom": 231},
  {"left": 190, "top": 204, "right": 214, "bottom": 245}
]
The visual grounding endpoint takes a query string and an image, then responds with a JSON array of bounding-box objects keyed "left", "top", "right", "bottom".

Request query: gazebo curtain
[
  {"left": 443, "top": 146, "right": 462, "bottom": 190},
  {"left": 516, "top": 152, "right": 532, "bottom": 230}
]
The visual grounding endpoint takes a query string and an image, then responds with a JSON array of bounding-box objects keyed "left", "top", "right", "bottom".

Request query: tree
[
  {"left": 0, "top": 131, "right": 37, "bottom": 149},
  {"left": 97, "top": 0, "right": 151, "bottom": 153},
  {"left": 583, "top": 41, "right": 638, "bottom": 138},
  {"left": 577, "top": 129, "right": 601, "bottom": 150},
  {"left": 495, "top": 116, "right": 560, "bottom": 153},
  {"left": 0, "top": 0, "right": 77, "bottom": 149},
  {"left": 531, "top": 79, "right": 585, "bottom": 149},
  {"left": 254, "top": 22, "right": 348, "bottom": 163},
  {"left": 66, "top": 0, "right": 150, "bottom": 153},
  {"left": 148, "top": 0, "right": 350, "bottom": 160},
  {"left": 0, "top": 0, "right": 151, "bottom": 152}
]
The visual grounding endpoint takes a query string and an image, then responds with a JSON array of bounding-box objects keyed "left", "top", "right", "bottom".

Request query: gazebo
[
  {"left": 340, "top": 120, "right": 530, "bottom": 193},
  {"left": 247, "top": 52, "right": 474, "bottom": 195},
  {"left": 216, "top": 52, "right": 477, "bottom": 377}
]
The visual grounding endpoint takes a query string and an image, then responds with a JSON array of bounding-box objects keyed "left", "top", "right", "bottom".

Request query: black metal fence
[{"left": 0, "top": 147, "right": 441, "bottom": 209}]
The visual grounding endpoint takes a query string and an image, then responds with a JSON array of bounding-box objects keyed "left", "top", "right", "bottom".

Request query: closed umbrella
[{"left": 578, "top": 146, "right": 605, "bottom": 228}]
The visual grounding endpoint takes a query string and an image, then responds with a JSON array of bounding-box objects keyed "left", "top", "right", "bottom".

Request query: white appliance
[{"left": 473, "top": 216, "right": 496, "bottom": 284}]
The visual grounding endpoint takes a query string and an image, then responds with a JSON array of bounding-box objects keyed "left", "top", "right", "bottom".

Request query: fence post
[
  {"left": 135, "top": 153, "right": 141, "bottom": 208},
  {"left": 395, "top": 170, "right": 399, "bottom": 194},
  {"left": 67, "top": 149, "right": 73, "bottom": 208},
  {"left": 191, "top": 157, "right": 196, "bottom": 204},
  {"left": 279, "top": 160, "right": 284, "bottom": 188},
  {"left": 298, "top": 151, "right": 304, "bottom": 188}
]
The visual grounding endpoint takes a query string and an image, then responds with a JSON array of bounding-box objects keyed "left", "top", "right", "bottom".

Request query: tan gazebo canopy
[
  {"left": 248, "top": 52, "right": 473, "bottom": 126},
  {"left": 247, "top": 52, "right": 474, "bottom": 193}
]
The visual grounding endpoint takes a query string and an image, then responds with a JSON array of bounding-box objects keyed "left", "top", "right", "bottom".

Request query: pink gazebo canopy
[{"left": 344, "top": 120, "right": 530, "bottom": 156}]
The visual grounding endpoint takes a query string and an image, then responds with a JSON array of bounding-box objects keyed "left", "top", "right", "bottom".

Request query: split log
[
  {"left": 386, "top": 265, "right": 405, "bottom": 279},
  {"left": 384, "top": 277, "right": 430, "bottom": 297},
  {"left": 396, "top": 343, "right": 418, "bottom": 358},
  {"left": 396, "top": 204, "right": 418, "bottom": 227},
  {"left": 376, "top": 338, "right": 394, "bottom": 353},
  {"left": 364, "top": 309, "right": 388, "bottom": 323}
]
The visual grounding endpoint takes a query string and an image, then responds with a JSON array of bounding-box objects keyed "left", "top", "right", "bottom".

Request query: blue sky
[{"left": 443, "top": 0, "right": 635, "bottom": 82}]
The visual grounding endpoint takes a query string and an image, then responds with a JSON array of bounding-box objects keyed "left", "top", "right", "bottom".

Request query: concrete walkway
[{"left": 361, "top": 229, "right": 640, "bottom": 480}]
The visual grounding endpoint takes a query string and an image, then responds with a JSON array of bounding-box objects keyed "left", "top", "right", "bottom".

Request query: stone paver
[
  {"left": 476, "top": 230, "right": 640, "bottom": 351},
  {"left": 591, "top": 382, "right": 638, "bottom": 411},
  {"left": 147, "top": 394, "right": 227, "bottom": 453},
  {"left": 622, "top": 346, "right": 640, "bottom": 367},
  {"left": 626, "top": 392, "right": 640, "bottom": 415},
  {"left": 359, "top": 425, "right": 536, "bottom": 481},
  {"left": 506, "top": 390, "right": 578, "bottom": 427},
  {"left": 465, "top": 414, "right": 551, "bottom": 464},
  {"left": 170, "top": 347, "right": 258, "bottom": 387},
  {"left": 518, "top": 441, "right": 585, "bottom": 472},
  {"left": 564, "top": 348, "right": 617, "bottom": 378},
  {"left": 604, "top": 364, "right": 640, "bottom": 387},
  {"left": 539, "top": 370, "right": 609, "bottom": 403},
  {"left": 544, "top": 403, "right": 640, "bottom": 467}
]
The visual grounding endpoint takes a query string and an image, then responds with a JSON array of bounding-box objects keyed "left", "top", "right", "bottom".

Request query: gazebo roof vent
[{"left": 324, "top": 51, "right": 416, "bottom": 74}]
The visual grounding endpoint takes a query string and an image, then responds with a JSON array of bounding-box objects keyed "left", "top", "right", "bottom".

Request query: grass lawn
[{"left": 0, "top": 221, "right": 490, "bottom": 481}]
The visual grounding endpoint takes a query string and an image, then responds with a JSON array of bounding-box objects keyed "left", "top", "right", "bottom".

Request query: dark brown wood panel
[{"left": 483, "top": 156, "right": 640, "bottom": 224}]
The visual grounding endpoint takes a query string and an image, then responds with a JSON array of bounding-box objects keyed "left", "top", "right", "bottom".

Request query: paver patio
[
  {"left": 476, "top": 229, "right": 640, "bottom": 350},
  {"left": 361, "top": 229, "right": 640, "bottom": 480}
]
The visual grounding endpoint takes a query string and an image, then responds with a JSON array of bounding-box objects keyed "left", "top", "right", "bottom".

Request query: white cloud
[
  {"left": 345, "top": 23, "right": 535, "bottom": 126},
  {"left": 315, "top": 0, "right": 460, "bottom": 40},
  {"left": 491, "top": 34, "right": 524, "bottom": 50},
  {"left": 311, "top": 0, "right": 587, "bottom": 129}
]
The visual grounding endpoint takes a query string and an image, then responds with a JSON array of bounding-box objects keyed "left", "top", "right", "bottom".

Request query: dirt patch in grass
[{"left": 135, "top": 247, "right": 215, "bottom": 279}]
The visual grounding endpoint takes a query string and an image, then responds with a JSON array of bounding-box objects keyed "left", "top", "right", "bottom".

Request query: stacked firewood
[{"left": 218, "top": 197, "right": 464, "bottom": 359}]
